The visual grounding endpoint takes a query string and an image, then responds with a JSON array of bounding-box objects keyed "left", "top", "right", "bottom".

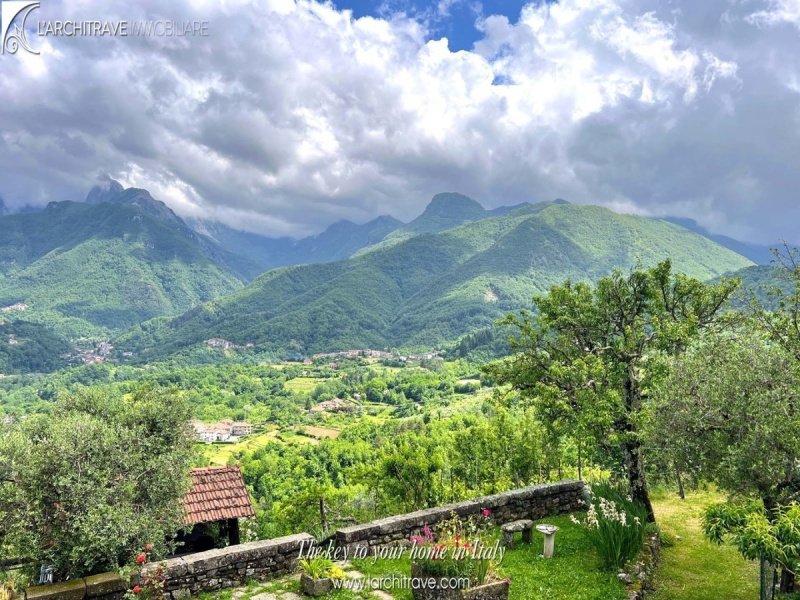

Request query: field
[
  {"left": 304, "top": 425, "right": 340, "bottom": 439},
  {"left": 203, "top": 430, "right": 280, "bottom": 466},
  {"left": 284, "top": 376, "right": 322, "bottom": 392}
]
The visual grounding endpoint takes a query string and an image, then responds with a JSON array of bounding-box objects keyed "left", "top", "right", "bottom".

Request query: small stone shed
[{"left": 180, "top": 466, "right": 255, "bottom": 550}]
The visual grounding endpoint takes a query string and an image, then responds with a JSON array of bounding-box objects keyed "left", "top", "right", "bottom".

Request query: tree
[
  {"left": 703, "top": 501, "right": 800, "bottom": 596},
  {"left": 651, "top": 330, "right": 800, "bottom": 511},
  {"left": 488, "top": 261, "right": 737, "bottom": 522},
  {"left": 652, "top": 246, "right": 800, "bottom": 593},
  {"left": 753, "top": 245, "right": 800, "bottom": 362},
  {"left": 0, "top": 386, "right": 196, "bottom": 580}
]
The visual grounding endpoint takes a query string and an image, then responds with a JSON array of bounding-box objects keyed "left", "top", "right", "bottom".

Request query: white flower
[{"left": 586, "top": 505, "right": 599, "bottom": 529}]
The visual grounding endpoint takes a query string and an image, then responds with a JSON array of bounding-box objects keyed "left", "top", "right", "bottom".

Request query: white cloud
[
  {"left": 747, "top": 0, "right": 800, "bottom": 29},
  {"left": 0, "top": 0, "right": 796, "bottom": 243}
]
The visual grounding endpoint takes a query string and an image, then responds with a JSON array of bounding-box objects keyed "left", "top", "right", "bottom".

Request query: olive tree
[
  {"left": 0, "top": 386, "right": 195, "bottom": 580},
  {"left": 651, "top": 331, "right": 800, "bottom": 510}
]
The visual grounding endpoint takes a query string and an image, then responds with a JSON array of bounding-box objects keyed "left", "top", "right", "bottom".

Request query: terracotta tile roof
[{"left": 183, "top": 466, "right": 255, "bottom": 525}]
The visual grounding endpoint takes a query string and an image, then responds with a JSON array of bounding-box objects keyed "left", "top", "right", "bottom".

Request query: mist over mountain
[
  {"left": 662, "top": 216, "right": 774, "bottom": 265},
  {"left": 191, "top": 214, "right": 403, "bottom": 272}
]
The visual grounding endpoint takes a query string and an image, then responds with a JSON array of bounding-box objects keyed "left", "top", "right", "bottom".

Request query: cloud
[
  {"left": 747, "top": 0, "right": 800, "bottom": 29},
  {"left": 0, "top": 0, "right": 797, "bottom": 243}
]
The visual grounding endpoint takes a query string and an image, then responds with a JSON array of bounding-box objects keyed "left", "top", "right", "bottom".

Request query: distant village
[
  {"left": 191, "top": 419, "right": 254, "bottom": 443},
  {"left": 307, "top": 348, "right": 443, "bottom": 363}
]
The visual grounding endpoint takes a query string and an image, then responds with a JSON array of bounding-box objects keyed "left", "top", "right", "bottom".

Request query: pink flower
[
  {"left": 481, "top": 508, "right": 491, "bottom": 518},
  {"left": 132, "top": 585, "right": 141, "bottom": 594},
  {"left": 135, "top": 553, "right": 146, "bottom": 565},
  {"left": 422, "top": 525, "right": 433, "bottom": 540}
]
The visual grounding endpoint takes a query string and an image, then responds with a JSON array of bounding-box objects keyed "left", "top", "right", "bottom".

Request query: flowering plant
[
  {"left": 570, "top": 483, "right": 648, "bottom": 570},
  {"left": 122, "top": 544, "right": 166, "bottom": 600},
  {"left": 410, "top": 509, "right": 502, "bottom": 586}
]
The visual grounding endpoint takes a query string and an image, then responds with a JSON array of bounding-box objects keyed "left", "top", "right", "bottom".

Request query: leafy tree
[
  {"left": 753, "top": 245, "right": 800, "bottom": 362},
  {"left": 0, "top": 386, "right": 195, "bottom": 580},
  {"left": 651, "top": 330, "right": 800, "bottom": 511},
  {"left": 703, "top": 501, "right": 800, "bottom": 596},
  {"left": 654, "top": 247, "right": 800, "bottom": 593},
  {"left": 488, "top": 261, "right": 737, "bottom": 522}
]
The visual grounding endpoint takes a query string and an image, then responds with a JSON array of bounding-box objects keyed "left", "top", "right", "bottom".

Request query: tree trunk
[
  {"left": 319, "top": 496, "right": 328, "bottom": 532},
  {"left": 675, "top": 464, "right": 685, "bottom": 500},
  {"left": 624, "top": 436, "right": 656, "bottom": 523},
  {"left": 623, "top": 368, "right": 656, "bottom": 523},
  {"left": 779, "top": 568, "right": 795, "bottom": 594}
]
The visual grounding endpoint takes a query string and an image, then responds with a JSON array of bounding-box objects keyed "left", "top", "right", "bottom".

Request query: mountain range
[
  {"left": 0, "top": 196, "right": 243, "bottom": 339},
  {"left": 116, "top": 198, "right": 754, "bottom": 358},
  {"left": 0, "top": 179, "right": 786, "bottom": 369}
]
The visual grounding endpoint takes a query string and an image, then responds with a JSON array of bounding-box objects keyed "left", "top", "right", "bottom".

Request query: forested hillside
[
  {"left": 117, "top": 201, "right": 753, "bottom": 358},
  {"left": 0, "top": 200, "right": 243, "bottom": 339}
]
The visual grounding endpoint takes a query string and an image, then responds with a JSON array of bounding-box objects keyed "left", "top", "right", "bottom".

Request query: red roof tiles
[{"left": 183, "top": 466, "right": 255, "bottom": 525}]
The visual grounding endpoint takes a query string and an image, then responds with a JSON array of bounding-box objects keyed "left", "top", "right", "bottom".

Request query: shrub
[
  {"left": 298, "top": 557, "right": 336, "bottom": 580},
  {"left": 0, "top": 387, "right": 195, "bottom": 580},
  {"left": 571, "top": 483, "right": 648, "bottom": 570}
]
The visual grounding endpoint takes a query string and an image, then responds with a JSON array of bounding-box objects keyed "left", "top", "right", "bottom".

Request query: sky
[{"left": 0, "top": 0, "right": 798, "bottom": 243}]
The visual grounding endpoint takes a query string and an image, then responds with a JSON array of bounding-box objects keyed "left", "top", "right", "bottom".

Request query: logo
[{"left": 1, "top": 0, "right": 40, "bottom": 55}]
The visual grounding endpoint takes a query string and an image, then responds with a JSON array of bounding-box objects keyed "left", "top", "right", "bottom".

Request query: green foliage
[
  {"left": 0, "top": 386, "right": 196, "bottom": 579},
  {"left": 575, "top": 483, "right": 649, "bottom": 571},
  {"left": 0, "top": 320, "right": 70, "bottom": 373},
  {"left": 298, "top": 556, "right": 335, "bottom": 579},
  {"left": 703, "top": 502, "right": 800, "bottom": 579},
  {"left": 650, "top": 329, "right": 800, "bottom": 507},
  {"left": 0, "top": 201, "right": 242, "bottom": 339},
  {"left": 488, "top": 260, "right": 738, "bottom": 521}
]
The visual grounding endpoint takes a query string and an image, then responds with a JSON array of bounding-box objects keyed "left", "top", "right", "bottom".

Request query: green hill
[
  {"left": 0, "top": 200, "right": 243, "bottom": 339},
  {"left": 0, "top": 320, "right": 71, "bottom": 373},
  {"left": 720, "top": 263, "right": 794, "bottom": 309},
  {"left": 117, "top": 202, "right": 753, "bottom": 358}
]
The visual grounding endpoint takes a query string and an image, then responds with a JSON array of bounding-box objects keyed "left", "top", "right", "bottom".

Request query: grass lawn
[
  {"left": 353, "top": 514, "right": 626, "bottom": 600},
  {"left": 650, "top": 489, "right": 759, "bottom": 600}
]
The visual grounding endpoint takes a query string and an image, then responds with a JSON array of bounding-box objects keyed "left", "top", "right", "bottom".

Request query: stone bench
[{"left": 501, "top": 519, "right": 533, "bottom": 548}]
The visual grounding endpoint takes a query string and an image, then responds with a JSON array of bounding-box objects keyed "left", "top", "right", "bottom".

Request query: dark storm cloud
[{"left": 0, "top": 0, "right": 797, "bottom": 241}]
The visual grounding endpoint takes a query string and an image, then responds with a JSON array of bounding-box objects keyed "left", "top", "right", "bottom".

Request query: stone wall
[
  {"left": 23, "top": 481, "right": 586, "bottom": 599},
  {"left": 336, "top": 480, "right": 586, "bottom": 552},
  {"left": 146, "top": 533, "right": 313, "bottom": 599},
  {"left": 22, "top": 534, "right": 313, "bottom": 600}
]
